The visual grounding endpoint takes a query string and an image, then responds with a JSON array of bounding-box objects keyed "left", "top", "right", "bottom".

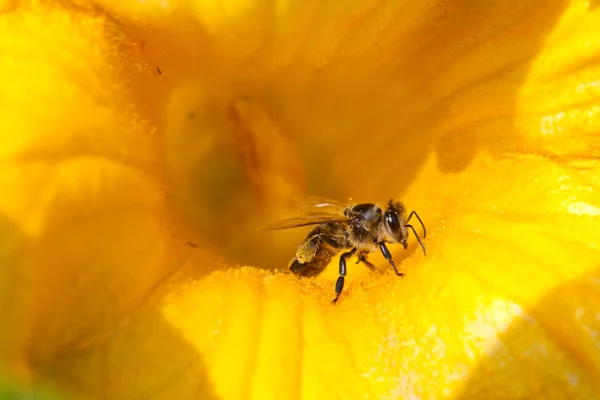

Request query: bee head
[{"left": 383, "top": 199, "right": 409, "bottom": 248}]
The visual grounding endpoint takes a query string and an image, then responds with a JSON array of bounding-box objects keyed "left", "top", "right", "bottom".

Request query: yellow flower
[{"left": 1, "top": 0, "right": 600, "bottom": 398}]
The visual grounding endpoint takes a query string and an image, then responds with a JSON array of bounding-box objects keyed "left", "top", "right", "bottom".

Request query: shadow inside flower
[
  {"left": 433, "top": 0, "right": 569, "bottom": 173},
  {"left": 454, "top": 267, "right": 600, "bottom": 399},
  {"left": 32, "top": 271, "right": 221, "bottom": 400},
  {"left": 0, "top": 214, "right": 33, "bottom": 370}
]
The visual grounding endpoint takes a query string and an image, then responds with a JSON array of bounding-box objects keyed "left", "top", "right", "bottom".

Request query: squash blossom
[{"left": 1, "top": 0, "right": 600, "bottom": 399}]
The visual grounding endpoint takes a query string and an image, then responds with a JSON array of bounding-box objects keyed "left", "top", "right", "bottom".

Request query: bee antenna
[
  {"left": 406, "top": 225, "right": 427, "bottom": 256},
  {"left": 406, "top": 211, "right": 426, "bottom": 238}
]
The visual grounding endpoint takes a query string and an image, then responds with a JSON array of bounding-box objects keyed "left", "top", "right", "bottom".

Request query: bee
[{"left": 261, "top": 196, "right": 427, "bottom": 303}]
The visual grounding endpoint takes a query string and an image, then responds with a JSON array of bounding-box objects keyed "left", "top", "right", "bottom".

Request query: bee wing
[
  {"left": 259, "top": 213, "right": 351, "bottom": 231},
  {"left": 294, "top": 195, "right": 352, "bottom": 212}
]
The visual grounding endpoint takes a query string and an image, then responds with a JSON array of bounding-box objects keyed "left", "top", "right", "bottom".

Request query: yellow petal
[
  {"left": 0, "top": 0, "right": 180, "bottom": 381},
  {"left": 2, "top": 0, "right": 600, "bottom": 399}
]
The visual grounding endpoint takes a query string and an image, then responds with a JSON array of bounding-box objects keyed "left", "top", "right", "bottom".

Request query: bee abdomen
[
  {"left": 289, "top": 243, "right": 338, "bottom": 277},
  {"left": 289, "top": 258, "right": 308, "bottom": 274}
]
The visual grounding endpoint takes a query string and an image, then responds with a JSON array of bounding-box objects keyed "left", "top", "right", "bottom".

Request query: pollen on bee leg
[{"left": 229, "top": 96, "right": 306, "bottom": 207}]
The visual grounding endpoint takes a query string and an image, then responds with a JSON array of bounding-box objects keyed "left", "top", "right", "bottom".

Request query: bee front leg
[
  {"left": 332, "top": 249, "right": 357, "bottom": 304},
  {"left": 379, "top": 242, "right": 404, "bottom": 277}
]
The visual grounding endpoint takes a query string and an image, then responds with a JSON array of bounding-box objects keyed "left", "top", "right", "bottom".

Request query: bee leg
[
  {"left": 332, "top": 249, "right": 357, "bottom": 304},
  {"left": 356, "top": 253, "right": 377, "bottom": 271},
  {"left": 379, "top": 242, "right": 404, "bottom": 277}
]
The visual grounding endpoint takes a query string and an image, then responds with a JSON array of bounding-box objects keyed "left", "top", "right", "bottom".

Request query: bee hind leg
[{"left": 332, "top": 248, "right": 357, "bottom": 304}]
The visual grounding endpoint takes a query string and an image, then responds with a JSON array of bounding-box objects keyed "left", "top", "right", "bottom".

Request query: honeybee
[{"left": 261, "top": 196, "right": 426, "bottom": 303}]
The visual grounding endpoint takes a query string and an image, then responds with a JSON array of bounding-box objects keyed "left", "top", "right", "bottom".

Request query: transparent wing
[
  {"left": 259, "top": 213, "right": 350, "bottom": 231},
  {"left": 293, "top": 195, "right": 352, "bottom": 212}
]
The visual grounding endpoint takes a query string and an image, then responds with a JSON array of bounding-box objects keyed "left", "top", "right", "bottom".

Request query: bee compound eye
[{"left": 385, "top": 211, "right": 400, "bottom": 233}]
